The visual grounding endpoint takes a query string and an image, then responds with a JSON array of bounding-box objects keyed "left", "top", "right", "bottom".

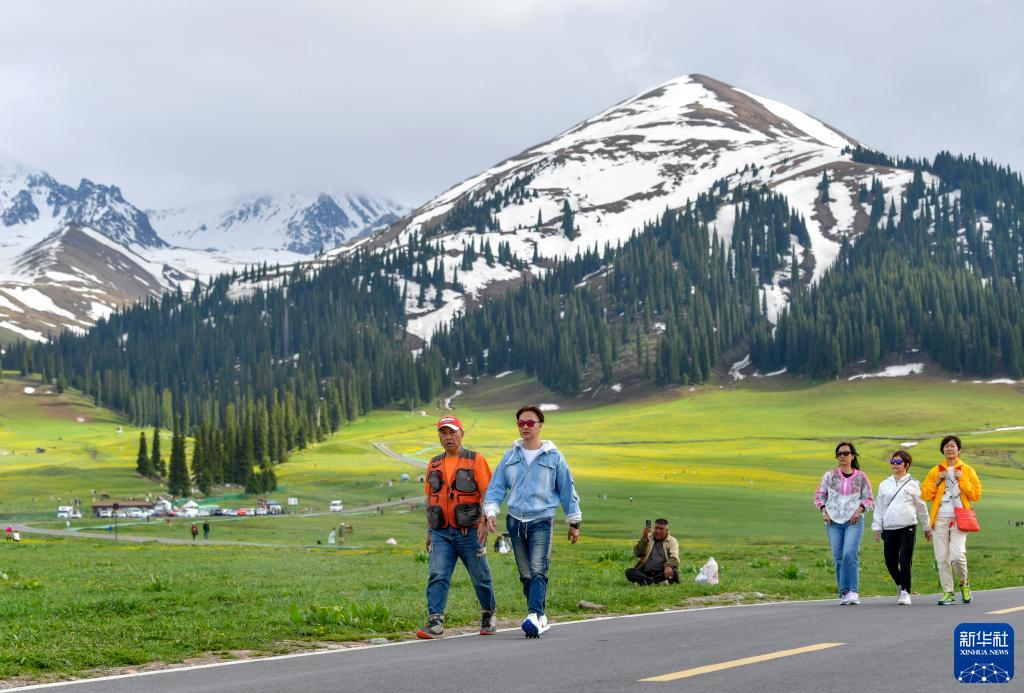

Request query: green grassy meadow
[{"left": 2, "top": 370, "right": 1024, "bottom": 682}]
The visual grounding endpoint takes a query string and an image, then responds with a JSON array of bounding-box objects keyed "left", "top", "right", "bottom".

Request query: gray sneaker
[
  {"left": 480, "top": 609, "right": 497, "bottom": 635},
  {"left": 416, "top": 613, "right": 444, "bottom": 639}
]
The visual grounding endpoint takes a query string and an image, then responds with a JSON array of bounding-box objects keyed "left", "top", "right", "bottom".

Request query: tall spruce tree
[
  {"left": 167, "top": 420, "right": 190, "bottom": 497},
  {"left": 135, "top": 431, "right": 151, "bottom": 477},
  {"left": 150, "top": 426, "right": 165, "bottom": 477}
]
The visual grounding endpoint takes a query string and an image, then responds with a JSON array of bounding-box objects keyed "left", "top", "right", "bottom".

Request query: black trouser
[
  {"left": 626, "top": 567, "right": 678, "bottom": 585},
  {"left": 882, "top": 525, "right": 917, "bottom": 592}
]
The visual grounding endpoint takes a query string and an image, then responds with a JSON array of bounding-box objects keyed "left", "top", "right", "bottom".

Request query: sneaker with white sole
[
  {"left": 898, "top": 590, "right": 912, "bottom": 605},
  {"left": 838, "top": 592, "right": 850, "bottom": 605},
  {"left": 522, "top": 612, "right": 541, "bottom": 638},
  {"left": 537, "top": 614, "right": 550, "bottom": 635},
  {"left": 845, "top": 591, "right": 860, "bottom": 605}
]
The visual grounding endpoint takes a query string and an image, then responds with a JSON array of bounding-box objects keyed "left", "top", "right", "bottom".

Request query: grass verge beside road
[{"left": 2, "top": 372, "right": 1024, "bottom": 682}]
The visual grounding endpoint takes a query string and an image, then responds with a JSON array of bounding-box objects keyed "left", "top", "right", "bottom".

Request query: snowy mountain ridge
[
  {"left": 342, "top": 74, "right": 927, "bottom": 340},
  {"left": 0, "top": 163, "right": 406, "bottom": 342},
  {"left": 151, "top": 192, "right": 405, "bottom": 255}
]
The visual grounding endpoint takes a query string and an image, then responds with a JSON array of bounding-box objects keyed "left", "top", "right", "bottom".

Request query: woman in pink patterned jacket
[{"left": 815, "top": 441, "right": 874, "bottom": 605}]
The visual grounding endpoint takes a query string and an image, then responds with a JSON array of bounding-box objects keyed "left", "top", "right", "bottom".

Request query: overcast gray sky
[{"left": 1, "top": 0, "right": 1019, "bottom": 210}]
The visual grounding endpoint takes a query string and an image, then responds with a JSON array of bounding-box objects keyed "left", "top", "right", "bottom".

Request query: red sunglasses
[{"left": 517, "top": 419, "right": 541, "bottom": 428}]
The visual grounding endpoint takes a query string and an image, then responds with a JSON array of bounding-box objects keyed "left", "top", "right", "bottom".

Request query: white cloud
[{"left": 0, "top": 0, "right": 1020, "bottom": 212}]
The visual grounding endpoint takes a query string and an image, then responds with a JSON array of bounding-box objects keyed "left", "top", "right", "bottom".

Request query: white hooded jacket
[{"left": 871, "top": 474, "right": 929, "bottom": 531}]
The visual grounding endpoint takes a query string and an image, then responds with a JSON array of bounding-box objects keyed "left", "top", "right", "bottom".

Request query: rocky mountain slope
[{"left": 0, "top": 164, "right": 404, "bottom": 341}]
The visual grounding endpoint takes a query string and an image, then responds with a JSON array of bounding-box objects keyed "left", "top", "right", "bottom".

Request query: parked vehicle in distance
[
  {"left": 221, "top": 509, "right": 237, "bottom": 516},
  {"left": 329, "top": 500, "right": 344, "bottom": 512},
  {"left": 114, "top": 511, "right": 127, "bottom": 519},
  {"left": 127, "top": 509, "right": 143, "bottom": 519},
  {"left": 254, "top": 507, "right": 268, "bottom": 516},
  {"left": 97, "top": 508, "right": 113, "bottom": 518},
  {"left": 235, "top": 508, "right": 248, "bottom": 516},
  {"left": 57, "top": 506, "right": 75, "bottom": 519},
  {"left": 267, "top": 502, "right": 283, "bottom": 515}
]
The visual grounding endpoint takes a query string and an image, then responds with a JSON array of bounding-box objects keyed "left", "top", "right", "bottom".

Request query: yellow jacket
[{"left": 920, "top": 459, "right": 981, "bottom": 529}]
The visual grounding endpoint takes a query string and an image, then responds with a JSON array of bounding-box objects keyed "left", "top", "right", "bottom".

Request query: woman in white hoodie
[{"left": 872, "top": 449, "right": 931, "bottom": 605}]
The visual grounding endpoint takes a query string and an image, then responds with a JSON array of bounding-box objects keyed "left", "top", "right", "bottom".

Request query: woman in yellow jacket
[{"left": 920, "top": 435, "right": 982, "bottom": 605}]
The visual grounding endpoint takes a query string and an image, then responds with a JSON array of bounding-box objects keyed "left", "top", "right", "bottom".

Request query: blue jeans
[
  {"left": 826, "top": 519, "right": 864, "bottom": 595},
  {"left": 507, "top": 515, "right": 554, "bottom": 616},
  {"left": 426, "top": 527, "right": 495, "bottom": 615}
]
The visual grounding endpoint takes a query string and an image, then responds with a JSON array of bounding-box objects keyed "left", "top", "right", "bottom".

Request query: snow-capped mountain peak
[
  {"left": 151, "top": 191, "right": 406, "bottom": 254},
  {"left": 0, "top": 167, "right": 165, "bottom": 248},
  {"left": 350, "top": 73, "right": 918, "bottom": 341}
]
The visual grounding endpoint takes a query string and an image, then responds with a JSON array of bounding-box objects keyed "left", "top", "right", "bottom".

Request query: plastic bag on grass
[{"left": 694, "top": 557, "right": 718, "bottom": 585}]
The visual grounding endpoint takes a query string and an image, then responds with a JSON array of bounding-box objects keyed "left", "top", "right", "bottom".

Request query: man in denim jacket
[{"left": 483, "top": 405, "right": 581, "bottom": 638}]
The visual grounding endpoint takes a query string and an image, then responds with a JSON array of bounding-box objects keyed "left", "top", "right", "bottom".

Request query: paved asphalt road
[{"left": 10, "top": 587, "right": 1022, "bottom": 692}]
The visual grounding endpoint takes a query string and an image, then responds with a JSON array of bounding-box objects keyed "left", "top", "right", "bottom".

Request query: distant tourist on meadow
[
  {"left": 920, "top": 435, "right": 982, "bottom": 605},
  {"left": 190, "top": 523, "right": 199, "bottom": 541},
  {"left": 626, "top": 518, "right": 680, "bottom": 585},
  {"left": 871, "top": 449, "right": 931, "bottom": 605},
  {"left": 815, "top": 441, "right": 874, "bottom": 605},
  {"left": 4, "top": 525, "right": 11, "bottom": 541},
  {"left": 202, "top": 521, "right": 210, "bottom": 540},
  {"left": 483, "top": 405, "right": 581, "bottom": 638},
  {"left": 416, "top": 415, "right": 496, "bottom": 640}
]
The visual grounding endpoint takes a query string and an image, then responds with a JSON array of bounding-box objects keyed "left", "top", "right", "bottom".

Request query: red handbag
[{"left": 954, "top": 506, "right": 980, "bottom": 532}]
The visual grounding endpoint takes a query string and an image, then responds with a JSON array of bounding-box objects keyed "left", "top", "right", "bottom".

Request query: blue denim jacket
[{"left": 483, "top": 440, "right": 581, "bottom": 524}]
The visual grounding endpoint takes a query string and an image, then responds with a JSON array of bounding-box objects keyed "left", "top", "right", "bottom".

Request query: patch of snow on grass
[
  {"left": 23, "top": 386, "right": 35, "bottom": 394},
  {"left": 986, "top": 379, "right": 1018, "bottom": 385},
  {"left": 443, "top": 390, "right": 463, "bottom": 410},
  {"left": 762, "top": 283, "right": 788, "bottom": 324},
  {"left": 900, "top": 442, "right": 919, "bottom": 448},
  {"left": 773, "top": 177, "right": 841, "bottom": 285},
  {"left": 538, "top": 403, "right": 560, "bottom": 411},
  {"left": 729, "top": 355, "right": 751, "bottom": 381},
  {"left": 1, "top": 286, "right": 76, "bottom": 319},
  {"left": 848, "top": 363, "right": 924, "bottom": 381},
  {"left": 0, "top": 321, "right": 46, "bottom": 342},
  {"left": 406, "top": 292, "right": 465, "bottom": 343},
  {"left": 495, "top": 370, "right": 514, "bottom": 379},
  {"left": 610, "top": 383, "right": 622, "bottom": 393},
  {"left": 710, "top": 203, "right": 737, "bottom": 247},
  {"left": 828, "top": 180, "right": 857, "bottom": 236},
  {"left": 87, "top": 301, "right": 115, "bottom": 321},
  {"left": 0, "top": 294, "right": 23, "bottom": 313},
  {"left": 754, "top": 367, "right": 787, "bottom": 378}
]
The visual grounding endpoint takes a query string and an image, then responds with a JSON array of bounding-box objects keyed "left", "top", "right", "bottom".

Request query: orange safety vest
[{"left": 425, "top": 448, "right": 490, "bottom": 531}]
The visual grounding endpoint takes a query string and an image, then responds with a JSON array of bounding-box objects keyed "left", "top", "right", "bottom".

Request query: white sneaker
[
  {"left": 537, "top": 614, "right": 550, "bottom": 635},
  {"left": 845, "top": 591, "right": 860, "bottom": 605},
  {"left": 838, "top": 593, "right": 850, "bottom": 605},
  {"left": 898, "top": 590, "right": 912, "bottom": 605},
  {"left": 522, "top": 613, "right": 541, "bottom": 638}
]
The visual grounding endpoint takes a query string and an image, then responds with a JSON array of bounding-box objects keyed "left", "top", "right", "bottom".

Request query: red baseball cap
[{"left": 437, "top": 416, "right": 463, "bottom": 431}]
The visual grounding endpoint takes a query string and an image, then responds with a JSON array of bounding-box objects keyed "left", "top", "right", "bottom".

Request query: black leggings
[{"left": 882, "top": 525, "right": 918, "bottom": 592}]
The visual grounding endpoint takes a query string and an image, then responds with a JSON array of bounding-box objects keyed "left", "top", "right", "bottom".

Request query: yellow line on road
[
  {"left": 987, "top": 605, "right": 1024, "bottom": 614},
  {"left": 640, "top": 643, "right": 845, "bottom": 682}
]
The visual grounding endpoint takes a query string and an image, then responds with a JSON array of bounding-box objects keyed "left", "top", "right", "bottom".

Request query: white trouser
[{"left": 931, "top": 518, "right": 968, "bottom": 592}]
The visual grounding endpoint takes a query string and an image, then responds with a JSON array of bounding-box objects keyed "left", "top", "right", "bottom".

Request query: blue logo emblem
[{"left": 954, "top": 623, "right": 1014, "bottom": 684}]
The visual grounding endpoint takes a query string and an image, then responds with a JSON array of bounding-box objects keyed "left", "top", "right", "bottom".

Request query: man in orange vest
[{"left": 417, "top": 415, "right": 496, "bottom": 639}]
